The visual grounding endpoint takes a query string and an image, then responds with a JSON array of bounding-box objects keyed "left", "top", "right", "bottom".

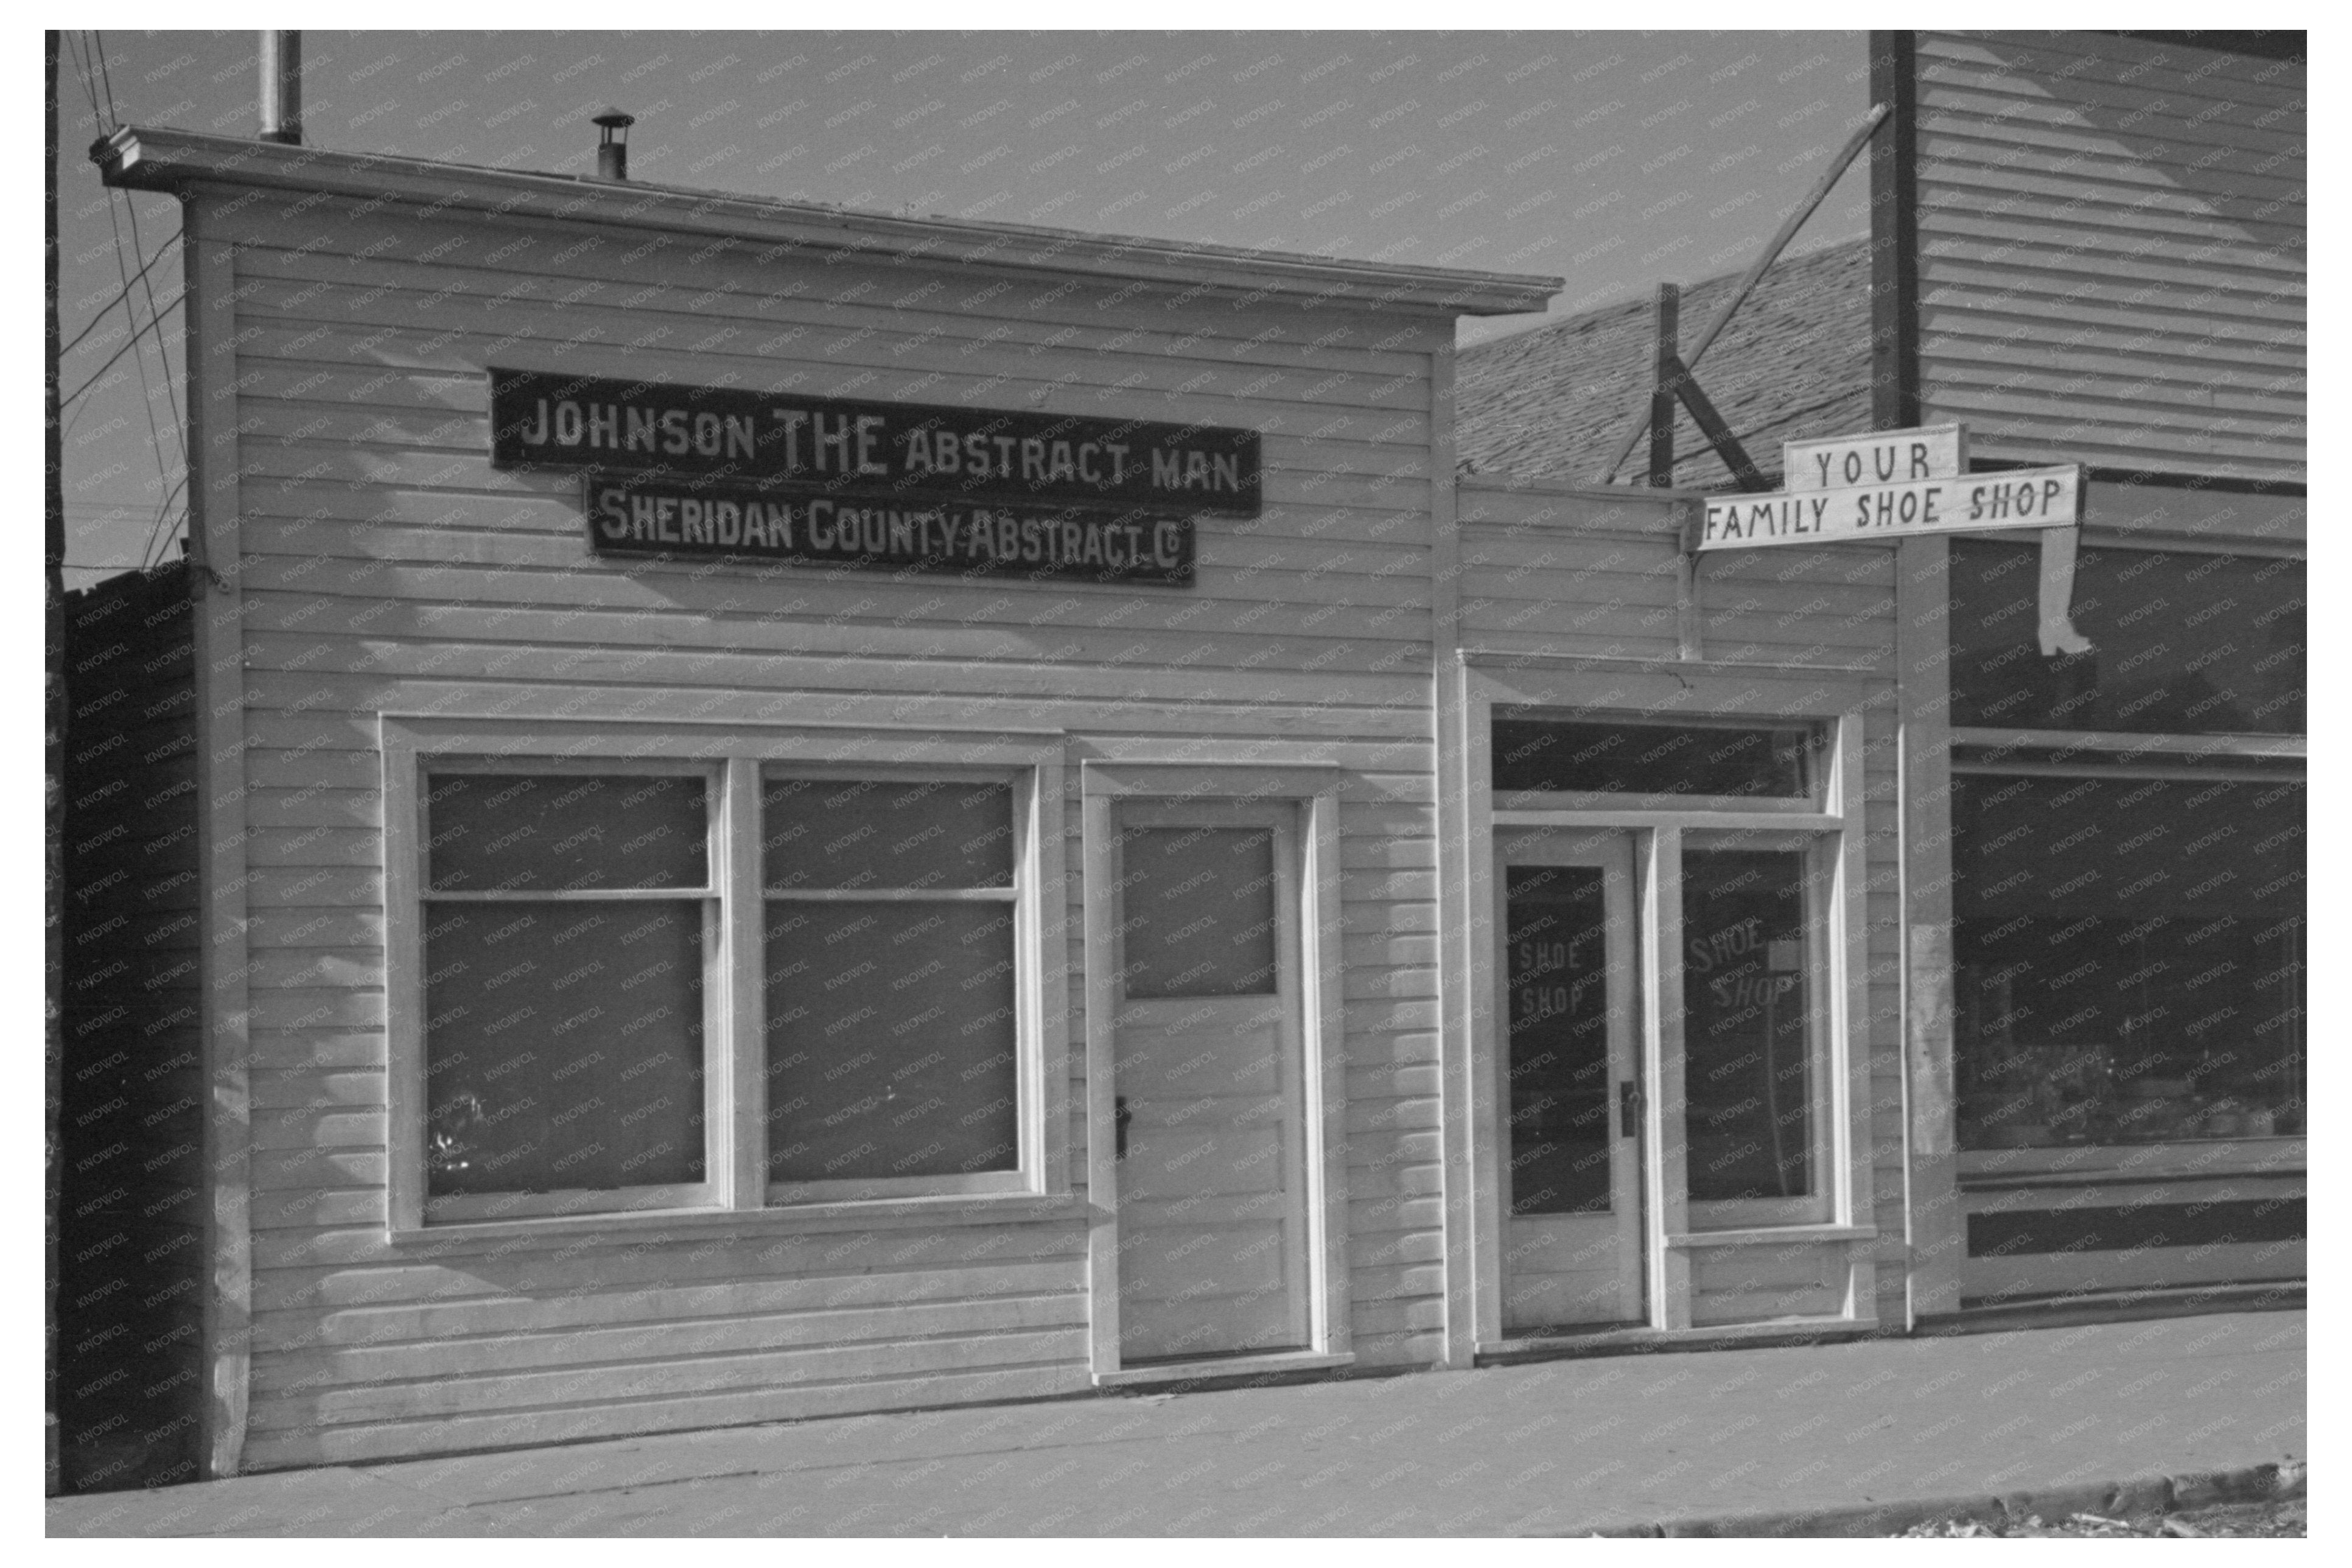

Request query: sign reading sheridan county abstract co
[
  {"left": 1698, "top": 464, "right": 2081, "bottom": 551},
  {"left": 585, "top": 480, "right": 1195, "bottom": 585},
  {"left": 490, "top": 368, "right": 1259, "bottom": 517}
]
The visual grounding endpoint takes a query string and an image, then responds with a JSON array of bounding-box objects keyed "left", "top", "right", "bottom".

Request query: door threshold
[
  {"left": 1094, "top": 1349, "right": 1354, "bottom": 1388},
  {"left": 1477, "top": 1317, "right": 1878, "bottom": 1366}
]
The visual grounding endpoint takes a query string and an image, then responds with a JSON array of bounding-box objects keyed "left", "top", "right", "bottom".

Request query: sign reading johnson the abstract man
[{"left": 489, "top": 368, "right": 1261, "bottom": 516}]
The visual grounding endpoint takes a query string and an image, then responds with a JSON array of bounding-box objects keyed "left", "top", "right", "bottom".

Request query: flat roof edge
[{"left": 96, "top": 126, "right": 1563, "bottom": 317}]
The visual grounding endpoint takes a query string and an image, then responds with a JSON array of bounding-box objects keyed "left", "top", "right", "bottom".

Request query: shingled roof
[{"left": 1456, "top": 237, "right": 1874, "bottom": 491}]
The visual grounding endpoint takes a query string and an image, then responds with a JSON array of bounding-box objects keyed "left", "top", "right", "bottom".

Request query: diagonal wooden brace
[{"left": 1659, "top": 352, "right": 1770, "bottom": 491}]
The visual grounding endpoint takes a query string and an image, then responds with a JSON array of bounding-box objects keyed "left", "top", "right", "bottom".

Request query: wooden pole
[
  {"left": 1648, "top": 282, "right": 1678, "bottom": 488},
  {"left": 1598, "top": 102, "right": 1891, "bottom": 485}
]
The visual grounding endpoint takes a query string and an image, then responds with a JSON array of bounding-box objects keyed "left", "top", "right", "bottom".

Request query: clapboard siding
[
  {"left": 208, "top": 182, "right": 1455, "bottom": 1465},
  {"left": 1913, "top": 31, "right": 2305, "bottom": 482}
]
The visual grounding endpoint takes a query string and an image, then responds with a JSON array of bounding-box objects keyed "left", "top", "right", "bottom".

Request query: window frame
[
  {"left": 1676, "top": 826, "right": 1843, "bottom": 1230},
  {"left": 759, "top": 762, "right": 1035, "bottom": 1206},
  {"left": 1460, "top": 655, "right": 1886, "bottom": 1343},
  {"left": 1489, "top": 706, "right": 1830, "bottom": 815},
  {"left": 1946, "top": 533, "right": 2307, "bottom": 1184},
  {"left": 408, "top": 754, "right": 730, "bottom": 1227},
  {"left": 382, "top": 715, "right": 1069, "bottom": 1240}
]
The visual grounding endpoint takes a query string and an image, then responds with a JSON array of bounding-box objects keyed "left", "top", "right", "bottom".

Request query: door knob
[
  {"left": 1115, "top": 1094, "right": 1133, "bottom": 1160},
  {"left": 1620, "top": 1081, "right": 1642, "bottom": 1139}
]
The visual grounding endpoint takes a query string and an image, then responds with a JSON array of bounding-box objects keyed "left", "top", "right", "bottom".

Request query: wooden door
[
  {"left": 1111, "top": 802, "right": 1311, "bottom": 1363},
  {"left": 1496, "top": 828, "right": 1645, "bottom": 1331}
]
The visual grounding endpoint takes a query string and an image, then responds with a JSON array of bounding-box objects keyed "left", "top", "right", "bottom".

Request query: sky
[{"left": 51, "top": 28, "right": 1875, "bottom": 584}]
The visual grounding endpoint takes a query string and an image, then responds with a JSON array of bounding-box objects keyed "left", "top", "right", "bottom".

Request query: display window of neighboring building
[
  {"left": 382, "top": 719, "right": 1062, "bottom": 1233},
  {"left": 1947, "top": 537, "right": 2306, "bottom": 1159}
]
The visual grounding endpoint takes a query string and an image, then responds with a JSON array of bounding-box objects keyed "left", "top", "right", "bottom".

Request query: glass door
[{"left": 1494, "top": 828, "right": 1644, "bottom": 1331}]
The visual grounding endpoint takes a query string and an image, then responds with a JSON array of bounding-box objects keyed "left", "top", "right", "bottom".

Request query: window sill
[
  {"left": 1477, "top": 1315, "right": 1878, "bottom": 1363},
  {"left": 1958, "top": 1137, "right": 2305, "bottom": 1187},
  {"left": 1093, "top": 1350, "right": 1354, "bottom": 1388},
  {"left": 1668, "top": 1223, "right": 1877, "bottom": 1249},
  {"left": 386, "top": 1189, "right": 1086, "bottom": 1250}
]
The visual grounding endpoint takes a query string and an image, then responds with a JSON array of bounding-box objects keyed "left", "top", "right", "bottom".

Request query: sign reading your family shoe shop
[{"left": 489, "top": 368, "right": 1262, "bottom": 584}]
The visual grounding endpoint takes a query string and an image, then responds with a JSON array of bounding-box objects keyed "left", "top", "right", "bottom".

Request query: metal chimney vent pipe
[
  {"left": 593, "top": 109, "right": 634, "bottom": 180},
  {"left": 258, "top": 31, "right": 301, "bottom": 145}
]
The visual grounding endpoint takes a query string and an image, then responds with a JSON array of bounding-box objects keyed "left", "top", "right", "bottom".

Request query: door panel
[
  {"left": 1497, "top": 830, "right": 1645, "bottom": 1332},
  {"left": 1113, "top": 808, "right": 1311, "bottom": 1363}
]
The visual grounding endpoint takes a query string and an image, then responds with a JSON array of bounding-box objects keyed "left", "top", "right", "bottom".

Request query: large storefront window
[
  {"left": 389, "top": 735, "right": 1048, "bottom": 1228},
  {"left": 1950, "top": 541, "right": 2304, "bottom": 734},
  {"left": 423, "top": 772, "right": 713, "bottom": 1199},
  {"left": 764, "top": 778, "right": 1020, "bottom": 1189},
  {"left": 1952, "top": 775, "right": 2305, "bottom": 1149},
  {"left": 1950, "top": 539, "right": 2306, "bottom": 1155}
]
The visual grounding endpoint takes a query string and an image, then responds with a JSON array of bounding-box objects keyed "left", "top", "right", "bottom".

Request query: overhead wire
[
  {"left": 58, "top": 231, "right": 181, "bottom": 359},
  {"left": 85, "top": 30, "right": 189, "bottom": 569},
  {"left": 58, "top": 289, "right": 182, "bottom": 407}
]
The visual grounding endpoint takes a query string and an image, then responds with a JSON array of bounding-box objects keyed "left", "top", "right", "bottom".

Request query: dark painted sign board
[{"left": 490, "top": 368, "right": 1260, "bottom": 518}]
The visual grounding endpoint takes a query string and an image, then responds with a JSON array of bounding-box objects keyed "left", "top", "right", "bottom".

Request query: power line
[
  {"left": 67, "top": 32, "right": 175, "bottom": 542},
  {"left": 91, "top": 30, "right": 117, "bottom": 132},
  {"left": 89, "top": 30, "right": 191, "bottom": 572},
  {"left": 59, "top": 231, "right": 181, "bottom": 359},
  {"left": 136, "top": 478, "right": 190, "bottom": 570},
  {"left": 57, "top": 291, "right": 181, "bottom": 407}
]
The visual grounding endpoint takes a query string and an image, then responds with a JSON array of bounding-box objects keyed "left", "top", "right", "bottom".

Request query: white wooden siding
[
  {"left": 215, "top": 186, "right": 1455, "bottom": 1468},
  {"left": 1913, "top": 31, "right": 2305, "bottom": 483}
]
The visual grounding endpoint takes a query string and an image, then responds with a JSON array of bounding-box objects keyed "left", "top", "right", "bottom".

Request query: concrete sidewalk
[{"left": 49, "top": 1311, "right": 2305, "bottom": 1536}]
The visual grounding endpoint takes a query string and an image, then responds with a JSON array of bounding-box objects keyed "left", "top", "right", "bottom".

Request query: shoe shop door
[{"left": 1494, "top": 828, "right": 1645, "bottom": 1331}]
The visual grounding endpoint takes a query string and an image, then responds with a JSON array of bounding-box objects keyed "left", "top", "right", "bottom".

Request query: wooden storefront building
[{"left": 55, "top": 25, "right": 2300, "bottom": 1491}]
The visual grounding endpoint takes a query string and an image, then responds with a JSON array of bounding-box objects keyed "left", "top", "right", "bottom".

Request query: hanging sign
[
  {"left": 1698, "top": 465, "right": 2081, "bottom": 551},
  {"left": 1781, "top": 422, "right": 1965, "bottom": 492},
  {"left": 1699, "top": 421, "right": 2078, "bottom": 551},
  {"left": 583, "top": 480, "right": 1194, "bottom": 584},
  {"left": 1713, "top": 420, "right": 2093, "bottom": 654},
  {"left": 490, "top": 368, "right": 1260, "bottom": 517}
]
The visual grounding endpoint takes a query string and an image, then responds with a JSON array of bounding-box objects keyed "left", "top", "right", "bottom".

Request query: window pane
[
  {"left": 763, "top": 777, "right": 1014, "bottom": 889},
  {"left": 1493, "top": 716, "right": 1818, "bottom": 799},
  {"left": 1121, "top": 827, "right": 1279, "bottom": 998},
  {"left": 427, "top": 773, "right": 707, "bottom": 892},
  {"left": 766, "top": 901, "right": 1019, "bottom": 1183},
  {"left": 425, "top": 901, "right": 705, "bottom": 1195},
  {"left": 1505, "top": 866, "right": 1614, "bottom": 1216},
  {"left": 1953, "top": 774, "right": 2306, "bottom": 1148},
  {"left": 1950, "top": 541, "right": 2305, "bottom": 734},
  {"left": 1682, "top": 847, "right": 1815, "bottom": 1202}
]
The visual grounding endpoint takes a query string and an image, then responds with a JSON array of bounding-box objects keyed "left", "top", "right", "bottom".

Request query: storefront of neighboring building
[
  {"left": 1456, "top": 30, "right": 2304, "bottom": 1324},
  {"left": 1875, "top": 29, "right": 2306, "bottom": 1314}
]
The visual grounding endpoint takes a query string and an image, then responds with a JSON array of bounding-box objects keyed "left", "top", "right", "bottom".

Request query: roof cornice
[{"left": 95, "top": 125, "right": 1562, "bottom": 318}]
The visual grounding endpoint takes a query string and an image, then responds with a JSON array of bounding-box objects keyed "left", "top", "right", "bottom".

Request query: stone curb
[{"left": 1573, "top": 1460, "right": 2305, "bottom": 1538}]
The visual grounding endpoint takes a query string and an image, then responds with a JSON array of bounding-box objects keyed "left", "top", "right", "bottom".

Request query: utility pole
[{"left": 45, "top": 25, "right": 66, "bottom": 1499}]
